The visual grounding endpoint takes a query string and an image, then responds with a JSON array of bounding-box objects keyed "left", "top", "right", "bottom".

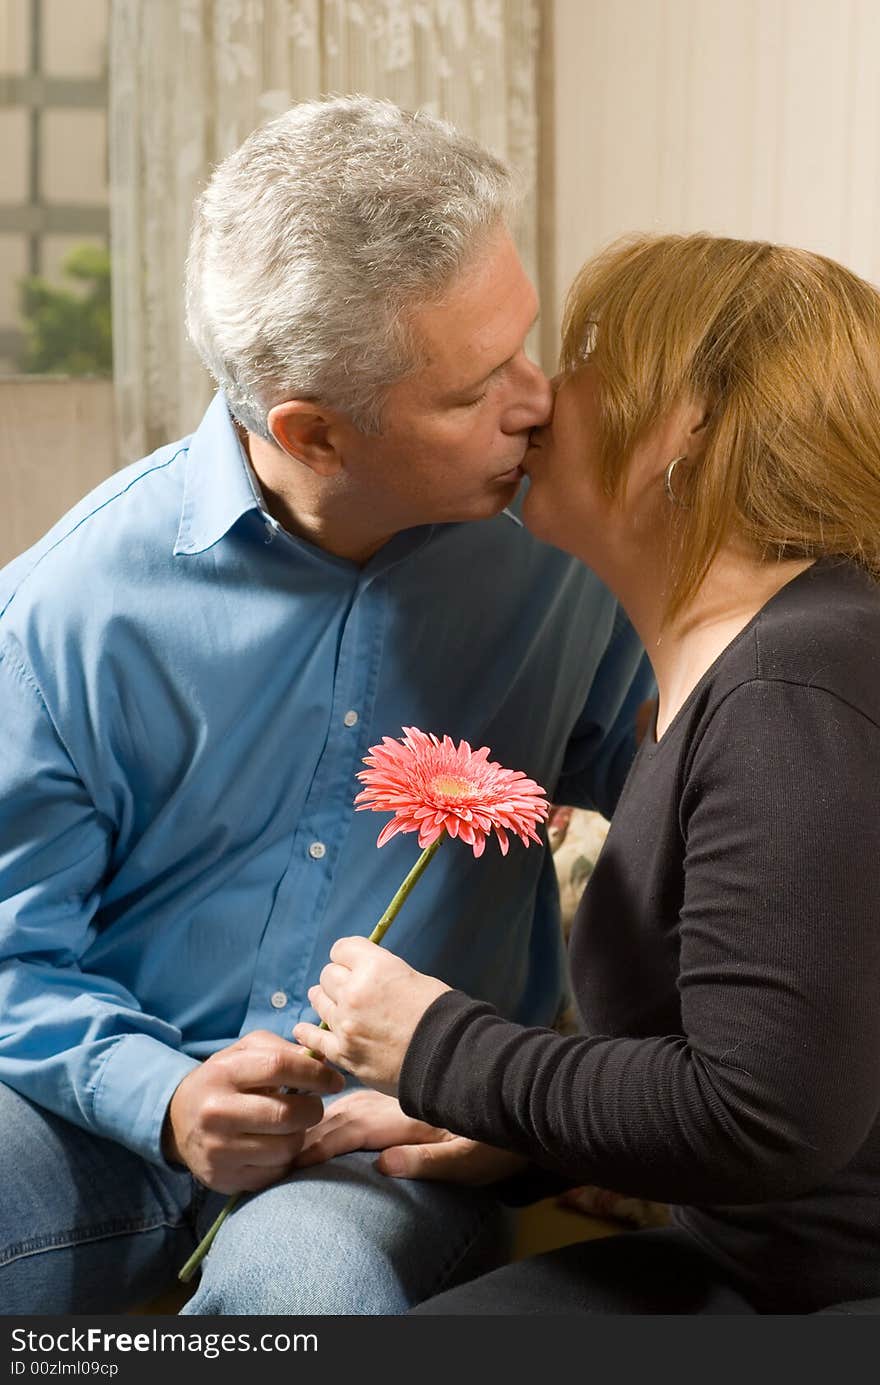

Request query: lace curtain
[{"left": 109, "top": 0, "right": 542, "bottom": 462}]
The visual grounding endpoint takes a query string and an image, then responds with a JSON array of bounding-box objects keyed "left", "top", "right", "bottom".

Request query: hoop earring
[{"left": 663, "top": 455, "right": 691, "bottom": 507}]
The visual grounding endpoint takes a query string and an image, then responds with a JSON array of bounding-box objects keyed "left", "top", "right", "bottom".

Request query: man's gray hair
[{"left": 185, "top": 94, "right": 517, "bottom": 438}]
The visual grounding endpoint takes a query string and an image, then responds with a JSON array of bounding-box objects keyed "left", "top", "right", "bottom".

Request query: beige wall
[
  {"left": 547, "top": 0, "right": 880, "bottom": 360},
  {"left": 0, "top": 378, "right": 116, "bottom": 566}
]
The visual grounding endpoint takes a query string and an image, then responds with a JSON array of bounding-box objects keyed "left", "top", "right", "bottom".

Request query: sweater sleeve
[{"left": 399, "top": 681, "right": 880, "bottom": 1205}]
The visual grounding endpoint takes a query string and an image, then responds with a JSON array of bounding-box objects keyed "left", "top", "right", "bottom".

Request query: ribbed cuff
[
  {"left": 400, "top": 989, "right": 575, "bottom": 1206},
  {"left": 399, "top": 988, "right": 496, "bottom": 1127}
]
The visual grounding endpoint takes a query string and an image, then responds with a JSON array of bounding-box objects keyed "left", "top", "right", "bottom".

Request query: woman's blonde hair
[{"left": 561, "top": 233, "right": 880, "bottom": 621}]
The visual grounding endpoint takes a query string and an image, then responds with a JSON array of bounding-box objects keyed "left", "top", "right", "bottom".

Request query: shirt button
[
  {"left": 270, "top": 991, "right": 287, "bottom": 1009},
  {"left": 343, "top": 710, "right": 359, "bottom": 727},
  {"left": 308, "top": 841, "right": 326, "bottom": 860}
]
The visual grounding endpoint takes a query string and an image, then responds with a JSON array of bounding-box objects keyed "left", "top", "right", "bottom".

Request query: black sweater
[{"left": 399, "top": 559, "right": 880, "bottom": 1312}]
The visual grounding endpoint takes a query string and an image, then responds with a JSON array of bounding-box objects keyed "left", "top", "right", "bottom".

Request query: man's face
[{"left": 332, "top": 229, "right": 552, "bottom": 530}]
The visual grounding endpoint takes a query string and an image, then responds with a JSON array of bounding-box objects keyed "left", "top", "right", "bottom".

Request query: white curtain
[{"left": 109, "top": 0, "right": 542, "bottom": 462}]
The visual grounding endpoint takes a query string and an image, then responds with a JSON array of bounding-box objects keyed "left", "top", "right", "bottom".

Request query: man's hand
[
  {"left": 162, "top": 1029, "right": 345, "bottom": 1193},
  {"left": 293, "top": 936, "right": 450, "bottom": 1095},
  {"left": 293, "top": 1089, "right": 449, "bottom": 1168}
]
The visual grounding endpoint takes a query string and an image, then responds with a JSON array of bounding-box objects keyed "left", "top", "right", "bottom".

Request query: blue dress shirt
[{"left": 0, "top": 393, "right": 652, "bottom": 1165}]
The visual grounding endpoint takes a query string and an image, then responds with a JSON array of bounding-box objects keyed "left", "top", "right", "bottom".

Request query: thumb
[
  {"left": 378, "top": 1136, "right": 489, "bottom": 1182},
  {"left": 378, "top": 1141, "right": 459, "bottom": 1180}
]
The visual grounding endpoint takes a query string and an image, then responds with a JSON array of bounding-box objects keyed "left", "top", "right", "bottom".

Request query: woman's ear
[
  {"left": 266, "top": 400, "right": 344, "bottom": 477},
  {"left": 688, "top": 399, "right": 712, "bottom": 441}
]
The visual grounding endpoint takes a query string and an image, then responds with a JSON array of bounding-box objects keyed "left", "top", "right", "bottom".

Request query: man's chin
[
  {"left": 482, "top": 472, "right": 524, "bottom": 515},
  {"left": 427, "top": 474, "right": 524, "bottom": 528}
]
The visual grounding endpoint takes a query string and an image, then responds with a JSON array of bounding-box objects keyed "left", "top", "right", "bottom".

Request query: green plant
[{"left": 18, "top": 243, "right": 112, "bottom": 376}]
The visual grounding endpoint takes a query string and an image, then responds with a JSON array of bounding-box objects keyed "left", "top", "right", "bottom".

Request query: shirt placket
[{"left": 241, "top": 569, "right": 387, "bottom": 1037}]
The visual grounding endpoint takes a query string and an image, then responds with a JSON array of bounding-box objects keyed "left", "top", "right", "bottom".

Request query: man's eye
[{"left": 460, "top": 390, "right": 487, "bottom": 408}]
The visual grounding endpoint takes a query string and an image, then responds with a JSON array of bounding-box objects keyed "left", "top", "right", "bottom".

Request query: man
[{"left": 0, "top": 96, "right": 651, "bottom": 1315}]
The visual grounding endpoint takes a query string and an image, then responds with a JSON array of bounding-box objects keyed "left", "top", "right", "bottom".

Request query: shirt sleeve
[
  {"left": 0, "top": 640, "right": 199, "bottom": 1164},
  {"left": 553, "top": 605, "right": 655, "bottom": 818},
  {"left": 399, "top": 681, "right": 880, "bottom": 1205}
]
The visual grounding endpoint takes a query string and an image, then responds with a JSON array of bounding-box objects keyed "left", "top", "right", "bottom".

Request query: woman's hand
[
  {"left": 292, "top": 1089, "right": 448, "bottom": 1168},
  {"left": 294, "top": 1090, "right": 528, "bottom": 1186},
  {"left": 293, "top": 936, "right": 450, "bottom": 1095},
  {"left": 377, "top": 1133, "right": 528, "bottom": 1185}
]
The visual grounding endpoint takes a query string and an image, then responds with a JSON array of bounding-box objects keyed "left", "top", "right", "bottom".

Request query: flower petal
[
  {"left": 376, "top": 818, "right": 404, "bottom": 848},
  {"left": 353, "top": 726, "right": 550, "bottom": 857}
]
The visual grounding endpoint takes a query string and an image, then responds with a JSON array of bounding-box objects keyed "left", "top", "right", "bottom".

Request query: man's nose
[{"left": 504, "top": 358, "right": 553, "bottom": 433}]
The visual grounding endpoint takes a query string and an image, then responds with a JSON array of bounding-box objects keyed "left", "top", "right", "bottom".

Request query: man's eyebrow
[{"left": 456, "top": 310, "right": 541, "bottom": 394}]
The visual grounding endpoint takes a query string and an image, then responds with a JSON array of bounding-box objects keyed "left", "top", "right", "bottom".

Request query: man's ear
[{"left": 266, "top": 400, "right": 344, "bottom": 477}]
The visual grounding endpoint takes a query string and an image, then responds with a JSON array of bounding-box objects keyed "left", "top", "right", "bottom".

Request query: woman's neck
[{"left": 622, "top": 548, "right": 815, "bottom": 740}]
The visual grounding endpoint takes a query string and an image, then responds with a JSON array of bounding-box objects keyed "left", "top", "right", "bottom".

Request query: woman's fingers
[
  {"left": 306, "top": 983, "right": 338, "bottom": 1033},
  {"left": 376, "top": 1135, "right": 527, "bottom": 1185},
  {"left": 317, "top": 960, "right": 351, "bottom": 1000},
  {"left": 293, "top": 1090, "right": 447, "bottom": 1167},
  {"left": 294, "top": 1018, "right": 340, "bottom": 1067}
]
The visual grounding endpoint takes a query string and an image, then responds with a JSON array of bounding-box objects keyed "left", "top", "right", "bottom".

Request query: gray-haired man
[{"left": 0, "top": 96, "right": 651, "bottom": 1314}]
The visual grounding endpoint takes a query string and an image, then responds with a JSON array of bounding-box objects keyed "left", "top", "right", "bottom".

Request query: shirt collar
[
  {"left": 174, "top": 392, "right": 264, "bottom": 556},
  {"left": 172, "top": 392, "right": 497, "bottom": 571}
]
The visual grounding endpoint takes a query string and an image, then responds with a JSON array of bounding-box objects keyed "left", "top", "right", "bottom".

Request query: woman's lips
[{"left": 521, "top": 439, "right": 541, "bottom": 474}]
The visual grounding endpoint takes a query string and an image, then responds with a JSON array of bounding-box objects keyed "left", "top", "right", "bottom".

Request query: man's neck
[{"left": 242, "top": 427, "right": 393, "bottom": 565}]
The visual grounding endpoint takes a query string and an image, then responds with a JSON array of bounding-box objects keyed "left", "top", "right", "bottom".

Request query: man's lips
[{"left": 495, "top": 463, "right": 524, "bottom": 483}]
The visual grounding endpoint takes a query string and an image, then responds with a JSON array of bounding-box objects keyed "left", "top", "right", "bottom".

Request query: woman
[{"left": 294, "top": 234, "right": 880, "bottom": 1314}]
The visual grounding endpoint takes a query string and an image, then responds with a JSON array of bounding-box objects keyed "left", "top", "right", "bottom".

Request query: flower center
[{"left": 430, "top": 774, "right": 473, "bottom": 799}]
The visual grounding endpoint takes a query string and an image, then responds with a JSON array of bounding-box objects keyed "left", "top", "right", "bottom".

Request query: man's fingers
[
  {"left": 227, "top": 1163, "right": 297, "bottom": 1195},
  {"left": 219, "top": 1037, "right": 344, "bottom": 1094},
  {"left": 208, "top": 1091, "right": 325, "bottom": 1136},
  {"left": 217, "top": 1133, "right": 305, "bottom": 1167}
]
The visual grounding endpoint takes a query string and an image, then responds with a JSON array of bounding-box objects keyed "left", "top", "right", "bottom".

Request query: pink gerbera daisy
[{"left": 354, "top": 726, "right": 550, "bottom": 858}]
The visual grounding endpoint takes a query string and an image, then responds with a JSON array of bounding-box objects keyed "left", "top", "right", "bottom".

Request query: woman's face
[
  {"left": 521, "top": 362, "right": 703, "bottom": 582},
  {"left": 520, "top": 363, "right": 618, "bottom": 569}
]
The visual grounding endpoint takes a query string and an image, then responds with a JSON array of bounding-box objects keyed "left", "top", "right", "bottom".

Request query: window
[{"left": 0, "top": 0, "right": 110, "bottom": 376}]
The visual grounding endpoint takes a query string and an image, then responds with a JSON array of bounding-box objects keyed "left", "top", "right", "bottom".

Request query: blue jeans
[{"left": 0, "top": 1084, "right": 512, "bottom": 1315}]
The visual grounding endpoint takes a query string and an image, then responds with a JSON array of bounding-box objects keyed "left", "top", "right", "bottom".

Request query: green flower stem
[
  {"left": 178, "top": 831, "right": 446, "bottom": 1285},
  {"left": 178, "top": 1193, "right": 241, "bottom": 1284},
  {"left": 309, "top": 829, "right": 446, "bottom": 1044}
]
